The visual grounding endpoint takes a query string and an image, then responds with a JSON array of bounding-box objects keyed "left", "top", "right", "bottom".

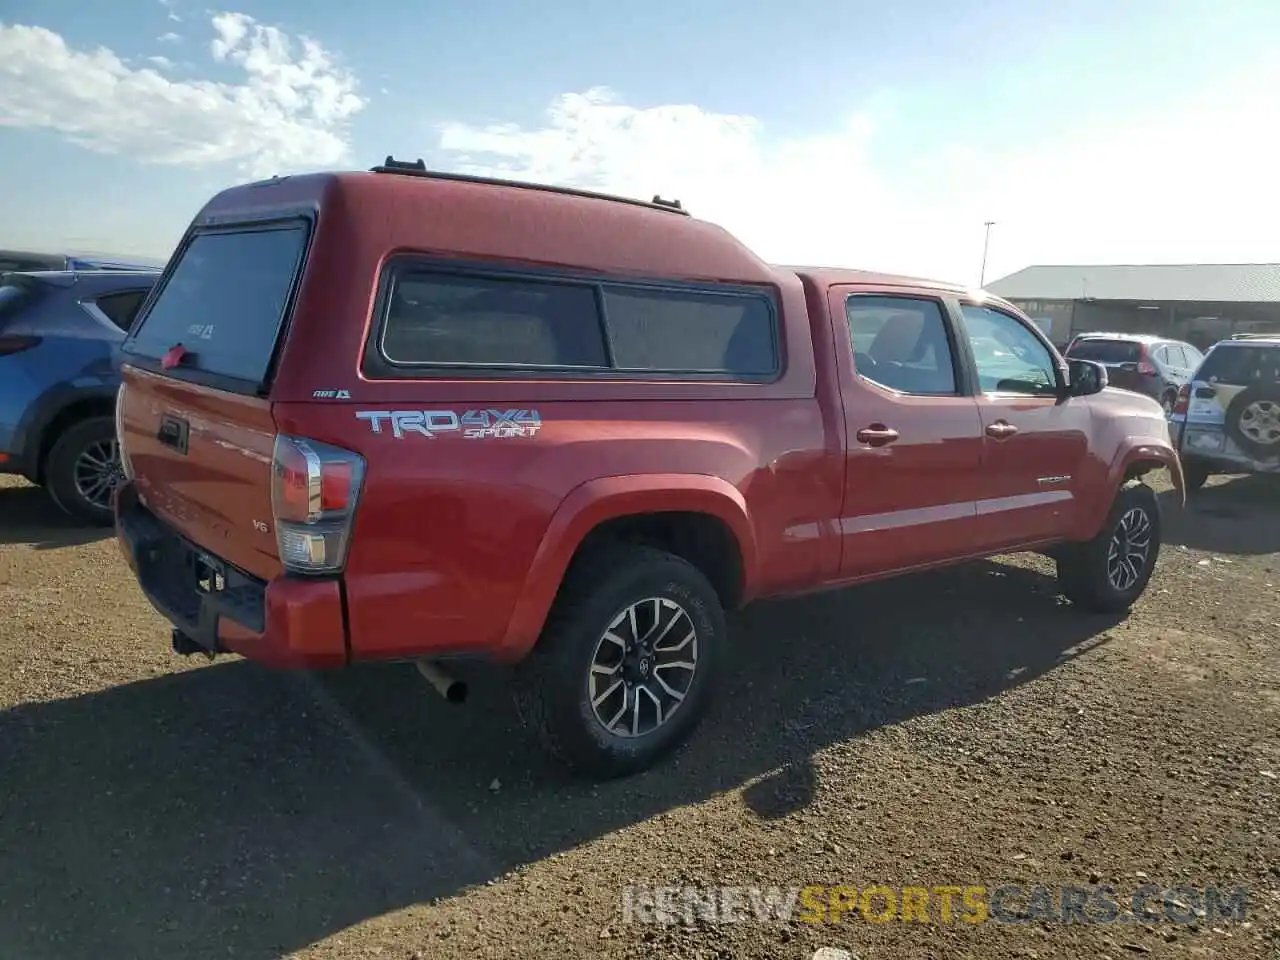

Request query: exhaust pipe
[{"left": 416, "top": 659, "right": 467, "bottom": 704}]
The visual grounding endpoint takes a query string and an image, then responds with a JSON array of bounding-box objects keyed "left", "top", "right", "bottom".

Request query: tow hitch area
[{"left": 172, "top": 628, "right": 216, "bottom": 660}]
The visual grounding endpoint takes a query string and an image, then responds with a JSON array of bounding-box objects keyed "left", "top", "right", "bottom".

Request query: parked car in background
[
  {"left": 0, "top": 269, "right": 159, "bottom": 523},
  {"left": 1169, "top": 334, "right": 1280, "bottom": 491},
  {"left": 1064, "top": 333, "right": 1204, "bottom": 413},
  {"left": 0, "top": 248, "right": 165, "bottom": 273},
  {"left": 113, "top": 161, "right": 1182, "bottom": 778}
]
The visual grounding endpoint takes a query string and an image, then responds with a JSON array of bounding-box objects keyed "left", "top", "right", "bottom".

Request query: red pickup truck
[{"left": 113, "top": 159, "right": 1184, "bottom": 777}]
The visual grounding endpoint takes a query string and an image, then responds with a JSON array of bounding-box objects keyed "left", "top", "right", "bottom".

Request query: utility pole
[{"left": 979, "top": 220, "right": 996, "bottom": 287}]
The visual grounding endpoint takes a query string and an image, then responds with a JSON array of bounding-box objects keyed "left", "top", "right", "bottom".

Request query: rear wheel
[
  {"left": 44, "top": 416, "right": 122, "bottom": 526},
  {"left": 513, "top": 544, "right": 724, "bottom": 778},
  {"left": 1057, "top": 482, "right": 1161, "bottom": 614},
  {"left": 1160, "top": 389, "right": 1177, "bottom": 415}
]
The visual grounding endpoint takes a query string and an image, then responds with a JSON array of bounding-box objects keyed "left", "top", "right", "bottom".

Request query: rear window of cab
[{"left": 364, "top": 262, "right": 781, "bottom": 381}]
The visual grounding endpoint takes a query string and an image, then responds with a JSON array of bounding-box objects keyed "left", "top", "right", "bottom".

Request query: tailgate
[
  {"left": 1185, "top": 378, "right": 1228, "bottom": 426},
  {"left": 118, "top": 369, "right": 280, "bottom": 580},
  {"left": 116, "top": 218, "right": 312, "bottom": 580}
]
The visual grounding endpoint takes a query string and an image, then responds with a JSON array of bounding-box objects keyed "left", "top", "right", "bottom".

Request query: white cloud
[
  {"left": 147, "top": 55, "right": 174, "bottom": 69},
  {"left": 158, "top": 31, "right": 181, "bottom": 43},
  {"left": 435, "top": 73, "right": 1280, "bottom": 284},
  {"left": 0, "top": 13, "right": 365, "bottom": 177},
  {"left": 159, "top": 0, "right": 182, "bottom": 21}
]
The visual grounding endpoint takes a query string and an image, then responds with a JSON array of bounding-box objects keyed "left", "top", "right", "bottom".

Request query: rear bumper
[
  {"left": 114, "top": 483, "right": 347, "bottom": 668},
  {"left": 1176, "top": 423, "right": 1280, "bottom": 475}
]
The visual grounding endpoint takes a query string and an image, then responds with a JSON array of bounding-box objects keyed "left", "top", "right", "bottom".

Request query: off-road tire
[
  {"left": 512, "top": 544, "right": 725, "bottom": 779},
  {"left": 44, "top": 416, "right": 119, "bottom": 526},
  {"left": 1057, "top": 482, "right": 1161, "bottom": 614}
]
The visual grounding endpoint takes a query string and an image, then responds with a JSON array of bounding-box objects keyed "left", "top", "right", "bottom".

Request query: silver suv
[{"left": 1170, "top": 334, "right": 1280, "bottom": 490}]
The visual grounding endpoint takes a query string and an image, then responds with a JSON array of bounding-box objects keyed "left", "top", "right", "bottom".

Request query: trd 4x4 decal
[{"left": 356, "top": 409, "right": 542, "bottom": 439}]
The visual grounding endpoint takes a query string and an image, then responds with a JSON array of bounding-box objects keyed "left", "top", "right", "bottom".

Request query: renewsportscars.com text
[{"left": 620, "top": 884, "right": 1249, "bottom": 926}]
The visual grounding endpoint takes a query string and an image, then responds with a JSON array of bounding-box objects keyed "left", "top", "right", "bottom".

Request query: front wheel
[
  {"left": 1057, "top": 483, "right": 1161, "bottom": 614},
  {"left": 44, "top": 416, "right": 123, "bottom": 526},
  {"left": 513, "top": 544, "right": 725, "bottom": 778}
]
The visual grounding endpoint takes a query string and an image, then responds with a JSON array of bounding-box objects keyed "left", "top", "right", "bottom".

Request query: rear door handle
[
  {"left": 855, "top": 424, "right": 899, "bottom": 447},
  {"left": 986, "top": 420, "right": 1018, "bottom": 440}
]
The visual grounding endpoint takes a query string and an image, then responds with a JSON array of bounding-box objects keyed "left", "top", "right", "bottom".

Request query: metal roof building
[{"left": 986, "top": 263, "right": 1280, "bottom": 349}]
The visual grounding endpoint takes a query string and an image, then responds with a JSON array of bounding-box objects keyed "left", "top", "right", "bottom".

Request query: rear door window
[
  {"left": 92, "top": 290, "right": 149, "bottom": 332},
  {"left": 1066, "top": 338, "right": 1140, "bottom": 363},
  {"left": 1197, "top": 345, "right": 1280, "bottom": 386},
  {"left": 846, "top": 295, "right": 959, "bottom": 395},
  {"left": 125, "top": 222, "right": 308, "bottom": 388}
]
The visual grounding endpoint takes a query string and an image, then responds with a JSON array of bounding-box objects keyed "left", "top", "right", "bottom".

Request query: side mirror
[{"left": 1066, "top": 358, "right": 1108, "bottom": 397}]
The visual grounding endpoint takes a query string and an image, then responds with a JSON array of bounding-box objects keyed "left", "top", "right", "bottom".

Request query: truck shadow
[
  {"left": 1160, "top": 473, "right": 1280, "bottom": 556},
  {"left": 0, "top": 558, "right": 1121, "bottom": 960},
  {"left": 0, "top": 480, "right": 112, "bottom": 549}
]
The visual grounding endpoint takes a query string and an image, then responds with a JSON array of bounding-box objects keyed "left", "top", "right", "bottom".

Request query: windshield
[{"left": 125, "top": 221, "right": 308, "bottom": 387}]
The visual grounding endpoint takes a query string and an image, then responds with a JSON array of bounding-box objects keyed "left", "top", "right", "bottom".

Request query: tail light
[
  {"left": 0, "top": 335, "right": 41, "bottom": 356},
  {"left": 1172, "top": 383, "right": 1190, "bottom": 416},
  {"left": 1137, "top": 344, "right": 1157, "bottom": 376},
  {"left": 270, "top": 435, "right": 365, "bottom": 575},
  {"left": 114, "top": 384, "right": 135, "bottom": 480}
]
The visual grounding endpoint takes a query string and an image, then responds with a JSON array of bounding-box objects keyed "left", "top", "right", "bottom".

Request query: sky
[{"left": 1, "top": 0, "right": 1278, "bottom": 286}]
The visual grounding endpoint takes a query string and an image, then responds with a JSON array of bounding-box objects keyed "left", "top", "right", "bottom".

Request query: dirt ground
[{"left": 1, "top": 471, "right": 1278, "bottom": 960}]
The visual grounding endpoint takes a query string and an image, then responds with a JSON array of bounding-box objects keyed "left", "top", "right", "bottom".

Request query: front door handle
[
  {"left": 986, "top": 420, "right": 1018, "bottom": 440},
  {"left": 856, "top": 424, "right": 899, "bottom": 447}
]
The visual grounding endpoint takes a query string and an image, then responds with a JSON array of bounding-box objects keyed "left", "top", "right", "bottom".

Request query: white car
[{"left": 1169, "top": 334, "right": 1280, "bottom": 490}]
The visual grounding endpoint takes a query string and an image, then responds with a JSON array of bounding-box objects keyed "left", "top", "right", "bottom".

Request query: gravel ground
[{"left": 1, "top": 471, "right": 1278, "bottom": 960}]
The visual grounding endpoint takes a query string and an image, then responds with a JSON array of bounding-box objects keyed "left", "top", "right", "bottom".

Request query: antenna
[{"left": 979, "top": 220, "right": 995, "bottom": 286}]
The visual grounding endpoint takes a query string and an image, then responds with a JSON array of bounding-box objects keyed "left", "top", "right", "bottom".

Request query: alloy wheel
[
  {"left": 1106, "top": 506, "right": 1153, "bottom": 592},
  {"left": 72, "top": 438, "right": 123, "bottom": 510},
  {"left": 586, "top": 597, "right": 699, "bottom": 738},
  {"left": 1238, "top": 399, "right": 1280, "bottom": 447}
]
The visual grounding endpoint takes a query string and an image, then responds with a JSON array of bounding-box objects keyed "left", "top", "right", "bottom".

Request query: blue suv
[{"left": 0, "top": 268, "right": 160, "bottom": 524}]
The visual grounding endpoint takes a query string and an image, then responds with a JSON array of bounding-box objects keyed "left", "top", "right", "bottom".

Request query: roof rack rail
[
  {"left": 369, "top": 156, "right": 689, "bottom": 216},
  {"left": 1228, "top": 332, "right": 1280, "bottom": 340}
]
